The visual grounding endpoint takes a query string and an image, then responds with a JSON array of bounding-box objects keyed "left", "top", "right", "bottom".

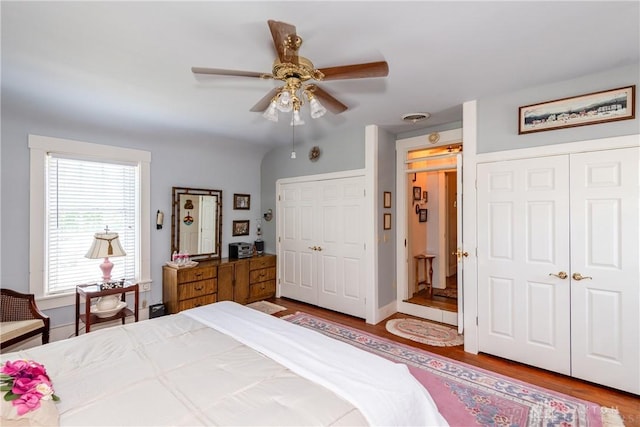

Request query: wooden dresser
[{"left": 163, "top": 254, "right": 276, "bottom": 314}]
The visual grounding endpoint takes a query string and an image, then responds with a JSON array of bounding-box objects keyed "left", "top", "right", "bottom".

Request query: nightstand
[{"left": 75, "top": 282, "right": 139, "bottom": 335}]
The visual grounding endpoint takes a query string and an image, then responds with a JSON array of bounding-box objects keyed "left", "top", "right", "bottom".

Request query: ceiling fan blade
[
  {"left": 191, "top": 67, "right": 272, "bottom": 79},
  {"left": 268, "top": 19, "right": 299, "bottom": 65},
  {"left": 250, "top": 87, "right": 281, "bottom": 112},
  {"left": 308, "top": 85, "right": 348, "bottom": 114},
  {"left": 317, "top": 61, "right": 389, "bottom": 81}
]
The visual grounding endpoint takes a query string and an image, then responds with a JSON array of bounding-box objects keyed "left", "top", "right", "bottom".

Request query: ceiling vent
[{"left": 401, "top": 112, "right": 431, "bottom": 123}]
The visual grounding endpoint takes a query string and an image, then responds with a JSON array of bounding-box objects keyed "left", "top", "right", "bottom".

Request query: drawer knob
[{"left": 195, "top": 285, "right": 204, "bottom": 291}]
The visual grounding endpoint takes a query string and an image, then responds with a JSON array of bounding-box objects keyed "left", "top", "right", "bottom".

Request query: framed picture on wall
[
  {"left": 419, "top": 209, "right": 428, "bottom": 223},
  {"left": 413, "top": 186, "right": 421, "bottom": 201},
  {"left": 383, "top": 213, "right": 392, "bottom": 230},
  {"left": 383, "top": 191, "right": 392, "bottom": 208},
  {"left": 232, "top": 220, "right": 250, "bottom": 236},
  {"left": 518, "top": 85, "right": 635, "bottom": 134},
  {"left": 233, "top": 193, "right": 251, "bottom": 210},
  {"left": 422, "top": 191, "right": 428, "bottom": 202}
]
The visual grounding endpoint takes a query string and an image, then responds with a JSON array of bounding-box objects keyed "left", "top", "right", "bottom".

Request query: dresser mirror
[{"left": 171, "top": 187, "right": 222, "bottom": 260}]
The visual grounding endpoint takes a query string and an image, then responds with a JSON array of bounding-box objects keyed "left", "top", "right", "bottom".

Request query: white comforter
[
  {"left": 1, "top": 302, "right": 447, "bottom": 426},
  {"left": 185, "top": 301, "right": 447, "bottom": 426}
]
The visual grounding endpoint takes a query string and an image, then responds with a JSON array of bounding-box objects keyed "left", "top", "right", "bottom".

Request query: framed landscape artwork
[{"left": 518, "top": 85, "right": 635, "bottom": 134}]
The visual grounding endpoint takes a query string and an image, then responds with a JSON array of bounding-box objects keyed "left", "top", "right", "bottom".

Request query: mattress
[{"left": 1, "top": 301, "right": 447, "bottom": 426}]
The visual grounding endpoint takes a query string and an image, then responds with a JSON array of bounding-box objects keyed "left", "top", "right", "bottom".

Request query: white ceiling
[{"left": 2, "top": 1, "right": 638, "bottom": 149}]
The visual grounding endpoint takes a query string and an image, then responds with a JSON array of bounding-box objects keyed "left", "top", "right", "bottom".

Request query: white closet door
[
  {"left": 477, "top": 155, "right": 571, "bottom": 374},
  {"left": 279, "top": 176, "right": 366, "bottom": 318},
  {"left": 279, "top": 182, "right": 318, "bottom": 305},
  {"left": 569, "top": 147, "right": 639, "bottom": 394},
  {"left": 316, "top": 177, "right": 366, "bottom": 318}
]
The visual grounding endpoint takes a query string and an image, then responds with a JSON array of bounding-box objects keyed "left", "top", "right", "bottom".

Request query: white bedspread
[
  {"left": 184, "top": 301, "right": 448, "bottom": 427},
  {"left": 1, "top": 302, "right": 447, "bottom": 426}
]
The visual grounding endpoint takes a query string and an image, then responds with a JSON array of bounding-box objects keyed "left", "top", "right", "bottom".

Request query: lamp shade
[{"left": 85, "top": 232, "right": 126, "bottom": 259}]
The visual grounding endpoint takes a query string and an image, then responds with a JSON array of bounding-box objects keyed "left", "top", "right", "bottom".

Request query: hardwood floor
[{"left": 271, "top": 297, "right": 640, "bottom": 425}]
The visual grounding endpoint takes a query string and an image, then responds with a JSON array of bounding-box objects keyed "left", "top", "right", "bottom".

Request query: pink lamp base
[{"left": 100, "top": 257, "right": 114, "bottom": 282}]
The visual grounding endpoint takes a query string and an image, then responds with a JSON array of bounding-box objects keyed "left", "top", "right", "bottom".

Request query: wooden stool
[{"left": 414, "top": 254, "right": 435, "bottom": 297}]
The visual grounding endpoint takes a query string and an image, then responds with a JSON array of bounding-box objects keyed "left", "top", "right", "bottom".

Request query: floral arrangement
[{"left": 0, "top": 360, "right": 59, "bottom": 416}]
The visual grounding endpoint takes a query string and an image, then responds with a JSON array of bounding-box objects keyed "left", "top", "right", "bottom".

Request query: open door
[{"left": 455, "top": 153, "right": 464, "bottom": 334}]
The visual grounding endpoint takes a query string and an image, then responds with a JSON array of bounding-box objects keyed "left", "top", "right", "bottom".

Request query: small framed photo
[
  {"left": 383, "top": 191, "right": 392, "bottom": 209},
  {"left": 232, "top": 220, "right": 250, "bottom": 236},
  {"left": 422, "top": 191, "right": 428, "bottom": 202},
  {"left": 419, "top": 209, "right": 428, "bottom": 223},
  {"left": 413, "top": 186, "right": 421, "bottom": 201},
  {"left": 383, "top": 213, "right": 392, "bottom": 230},
  {"left": 233, "top": 194, "right": 250, "bottom": 210}
]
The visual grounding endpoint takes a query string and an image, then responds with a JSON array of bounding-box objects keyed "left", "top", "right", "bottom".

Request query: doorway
[
  {"left": 395, "top": 129, "right": 463, "bottom": 328},
  {"left": 405, "top": 169, "right": 458, "bottom": 313}
]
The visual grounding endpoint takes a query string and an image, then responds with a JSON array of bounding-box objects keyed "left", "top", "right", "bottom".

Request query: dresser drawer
[
  {"left": 177, "top": 267, "right": 216, "bottom": 283},
  {"left": 177, "top": 294, "right": 217, "bottom": 312},
  {"left": 249, "top": 267, "right": 276, "bottom": 284},
  {"left": 249, "top": 280, "right": 276, "bottom": 301},
  {"left": 250, "top": 256, "right": 276, "bottom": 270},
  {"left": 177, "top": 279, "right": 217, "bottom": 300}
]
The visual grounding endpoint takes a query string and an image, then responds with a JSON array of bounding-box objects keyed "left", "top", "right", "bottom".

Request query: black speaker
[
  {"left": 254, "top": 239, "right": 264, "bottom": 255},
  {"left": 149, "top": 303, "right": 166, "bottom": 319}
]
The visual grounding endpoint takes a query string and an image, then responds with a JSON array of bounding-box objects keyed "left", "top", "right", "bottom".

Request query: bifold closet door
[
  {"left": 279, "top": 176, "right": 366, "bottom": 318},
  {"left": 569, "top": 147, "right": 639, "bottom": 395},
  {"left": 477, "top": 155, "right": 572, "bottom": 375},
  {"left": 478, "top": 147, "right": 639, "bottom": 393}
]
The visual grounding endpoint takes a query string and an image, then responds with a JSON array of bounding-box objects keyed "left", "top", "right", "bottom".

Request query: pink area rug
[{"left": 285, "top": 312, "right": 622, "bottom": 427}]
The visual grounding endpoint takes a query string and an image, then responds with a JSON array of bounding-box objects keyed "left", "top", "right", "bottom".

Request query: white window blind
[{"left": 46, "top": 155, "right": 138, "bottom": 294}]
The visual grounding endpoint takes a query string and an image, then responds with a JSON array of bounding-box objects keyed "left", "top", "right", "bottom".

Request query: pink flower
[
  {"left": 14, "top": 391, "right": 43, "bottom": 416},
  {"left": 12, "top": 377, "right": 41, "bottom": 395},
  {"left": 1, "top": 360, "right": 32, "bottom": 376}
]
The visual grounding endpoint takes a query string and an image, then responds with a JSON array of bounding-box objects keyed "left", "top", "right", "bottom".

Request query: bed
[{"left": 0, "top": 301, "right": 448, "bottom": 426}]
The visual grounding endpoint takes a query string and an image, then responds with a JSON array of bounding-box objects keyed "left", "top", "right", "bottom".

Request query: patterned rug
[
  {"left": 433, "top": 286, "right": 458, "bottom": 299},
  {"left": 246, "top": 300, "right": 286, "bottom": 315},
  {"left": 285, "top": 312, "right": 623, "bottom": 427},
  {"left": 386, "top": 318, "right": 463, "bottom": 346}
]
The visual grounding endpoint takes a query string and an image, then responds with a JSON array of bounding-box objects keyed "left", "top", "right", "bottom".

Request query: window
[
  {"left": 47, "top": 156, "right": 137, "bottom": 294},
  {"left": 29, "top": 135, "right": 151, "bottom": 309}
]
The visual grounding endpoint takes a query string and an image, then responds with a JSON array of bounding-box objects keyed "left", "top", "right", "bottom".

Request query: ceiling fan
[{"left": 191, "top": 20, "right": 389, "bottom": 125}]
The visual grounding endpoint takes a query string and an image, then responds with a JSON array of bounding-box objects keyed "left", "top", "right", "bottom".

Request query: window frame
[{"left": 29, "top": 134, "right": 151, "bottom": 310}]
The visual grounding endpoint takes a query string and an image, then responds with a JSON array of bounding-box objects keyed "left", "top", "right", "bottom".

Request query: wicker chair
[{"left": 1, "top": 288, "right": 50, "bottom": 350}]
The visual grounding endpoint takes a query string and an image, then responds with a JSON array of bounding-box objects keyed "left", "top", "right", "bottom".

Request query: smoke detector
[{"left": 401, "top": 112, "right": 431, "bottom": 123}]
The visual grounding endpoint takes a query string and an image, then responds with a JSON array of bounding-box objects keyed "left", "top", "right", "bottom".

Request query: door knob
[
  {"left": 452, "top": 249, "right": 468, "bottom": 261},
  {"left": 316, "top": 246, "right": 323, "bottom": 251},
  {"left": 549, "top": 271, "right": 568, "bottom": 279},
  {"left": 308, "top": 246, "right": 316, "bottom": 250},
  {"left": 572, "top": 272, "right": 592, "bottom": 281}
]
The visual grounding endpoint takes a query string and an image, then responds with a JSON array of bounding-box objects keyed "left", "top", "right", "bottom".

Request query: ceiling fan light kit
[{"left": 192, "top": 19, "right": 389, "bottom": 127}]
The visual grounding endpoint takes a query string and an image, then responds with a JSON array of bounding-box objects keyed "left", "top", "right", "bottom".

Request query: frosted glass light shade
[
  {"left": 262, "top": 101, "right": 278, "bottom": 122},
  {"left": 290, "top": 110, "right": 305, "bottom": 126},
  {"left": 309, "top": 98, "right": 327, "bottom": 119},
  {"left": 276, "top": 91, "right": 293, "bottom": 112}
]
